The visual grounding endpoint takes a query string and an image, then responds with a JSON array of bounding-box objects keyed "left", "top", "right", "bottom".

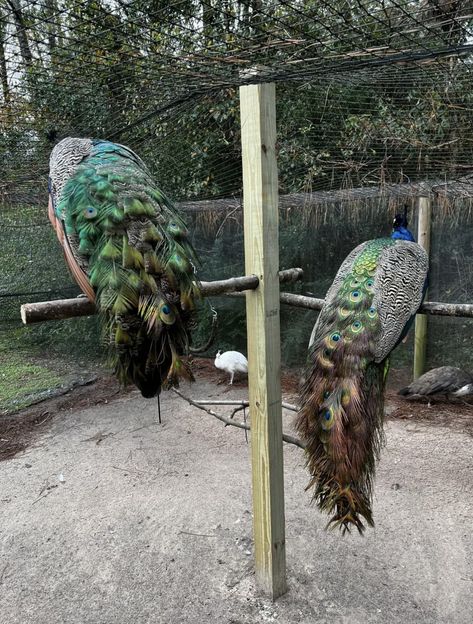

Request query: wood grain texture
[
  {"left": 21, "top": 288, "right": 473, "bottom": 326},
  {"left": 240, "top": 82, "right": 287, "bottom": 599},
  {"left": 414, "top": 196, "right": 432, "bottom": 379},
  {"left": 20, "top": 270, "right": 303, "bottom": 324}
]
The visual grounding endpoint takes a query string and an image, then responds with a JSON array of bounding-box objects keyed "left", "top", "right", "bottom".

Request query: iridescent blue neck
[{"left": 391, "top": 226, "right": 415, "bottom": 242}]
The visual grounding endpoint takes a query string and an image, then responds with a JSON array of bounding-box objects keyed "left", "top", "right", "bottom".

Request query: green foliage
[{"left": 1, "top": 0, "right": 473, "bottom": 399}]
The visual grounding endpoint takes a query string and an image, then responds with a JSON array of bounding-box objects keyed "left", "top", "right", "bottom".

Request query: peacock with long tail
[
  {"left": 48, "top": 138, "right": 199, "bottom": 400},
  {"left": 296, "top": 209, "right": 428, "bottom": 534}
]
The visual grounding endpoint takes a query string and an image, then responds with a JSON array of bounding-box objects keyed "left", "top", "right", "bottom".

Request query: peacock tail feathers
[
  {"left": 297, "top": 237, "right": 428, "bottom": 534},
  {"left": 49, "top": 138, "right": 200, "bottom": 398}
]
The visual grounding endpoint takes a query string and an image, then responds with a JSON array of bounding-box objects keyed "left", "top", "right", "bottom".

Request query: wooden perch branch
[
  {"left": 418, "top": 301, "right": 473, "bottom": 318},
  {"left": 201, "top": 267, "right": 302, "bottom": 296},
  {"left": 191, "top": 399, "right": 298, "bottom": 412},
  {"left": 20, "top": 268, "right": 303, "bottom": 324},
  {"left": 20, "top": 296, "right": 96, "bottom": 323},
  {"left": 172, "top": 388, "right": 305, "bottom": 449},
  {"left": 20, "top": 267, "right": 473, "bottom": 323},
  {"left": 279, "top": 295, "right": 473, "bottom": 318}
]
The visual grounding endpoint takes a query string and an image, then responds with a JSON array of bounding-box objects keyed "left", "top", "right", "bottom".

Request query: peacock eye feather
[
  {"left": 350, "top": 320, "right": 364, "bottom": 333},
  {"left": 167, "top": 221, "right": 188, "bottom": 239},
  {"left": 323, "top": 390, "right": 331, "bottom": 399},
  {"left": 159, "top": 301, "right": 176, "bottom": 325},
  {"left": 326, "top": 331, "right": 342, "bottom": 349},
  {"left": 84, "top": 206, "right": 97, "bottom": 219},
  {"left": 349, "top": 289, "right": 363, "bottom": 304},
  {"left": 341, "top": 390, "right": 351, "bottom": 406},
  {"left": 367, "top": 306, "right": 377, "bottom": 319},
  {"left": 318, "top": 349, "right": 334, "bottom": 369},
  {"left": 321, "top": 406, "right": 335, "bottom": 431},
  {"left": 338, "top": 306, "right": 351, "bottom": 319}
]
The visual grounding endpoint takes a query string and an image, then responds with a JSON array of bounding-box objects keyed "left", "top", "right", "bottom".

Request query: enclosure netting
[{"left": 1, "top": 0, "right": 473, "bottom": 412}]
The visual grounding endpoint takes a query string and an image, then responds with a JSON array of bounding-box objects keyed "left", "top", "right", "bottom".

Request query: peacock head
[
  {"left": 391, "top": 205, "right": 415, "bottom": 242},
  {"left": 392, "top": 213, "right": 408, "bottom": 229},
  {"left": 215, "top": 350, "right": 221, "bottom": 358}
]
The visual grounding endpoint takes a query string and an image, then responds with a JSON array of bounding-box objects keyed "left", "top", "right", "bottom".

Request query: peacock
[
  {"left": 296, "top": 209, "right": 428, "bottom": 534},
  {"left": 214, "top": 350, "right": 248, "bottom": 385},
  {"left": 399, "top": 366, "right": 473, "bottom": 403},
  {"left": 48, "top": 137, "right": 199, "bottom": 400}
]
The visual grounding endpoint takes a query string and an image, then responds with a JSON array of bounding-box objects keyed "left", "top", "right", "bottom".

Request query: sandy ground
[{"left": 0, "top": 374, "right": 472, "bottom": 624}]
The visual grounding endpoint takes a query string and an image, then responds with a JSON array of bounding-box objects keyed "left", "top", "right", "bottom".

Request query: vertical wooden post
[
  {"left": 413, "top": 196, "right": 432, "bottom": 379},
  {"left": 239, "top": 81, "right": 287, "bottom": 599}
]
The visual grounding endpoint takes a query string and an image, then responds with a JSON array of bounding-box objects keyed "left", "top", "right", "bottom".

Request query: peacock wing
[
  {"left": 372, "top": 241, "right": 428, "bottom": 363},
  {"left": 417, "top": 366, "right": 472, "bottom": 395}
]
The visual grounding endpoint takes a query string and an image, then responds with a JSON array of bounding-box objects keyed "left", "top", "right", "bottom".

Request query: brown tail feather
[{"left": 296, "top": 361, "right": 385, "bottom": 534}]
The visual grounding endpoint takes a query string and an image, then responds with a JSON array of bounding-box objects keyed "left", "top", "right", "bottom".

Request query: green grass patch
[{"left": 0, "top": 350, "right": 63, "bottom": 413}]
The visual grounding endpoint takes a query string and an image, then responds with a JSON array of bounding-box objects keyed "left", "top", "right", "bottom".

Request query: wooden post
[
  {"left": 240, "top": 81, "right": 287, "bottom": 599},
  {"left": 413, "top": 196, "right": 432, "bottom": 379}
]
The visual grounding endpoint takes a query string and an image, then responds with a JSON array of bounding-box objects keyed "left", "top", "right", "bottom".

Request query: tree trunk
[
  {"left": 250, "top": 0, "right": 264, "bottom": 38},
  {"left": 0, "top": 16, "right": 10, "bottom": 106},
  {"left": 6, "top": 0, "right": 33, "bottom": 67},
  {"left": 45, "top": 0, "right": 57, "bottom": 57},
  {"left": 202, "top": 0, "right": 216, "bottom": 44}
]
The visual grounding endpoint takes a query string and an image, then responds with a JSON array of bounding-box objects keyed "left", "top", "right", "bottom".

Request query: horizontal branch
[
  {"left": 202, "top": 267, "right": 302, "bottom": 296},
  {"left": 20, "top": 269, "right": 473, "bottom": 323},
  {"left": 21, "top": 297, "right": 95, "bottom": 323},
  {"left": 172, "top": 388, "right": 305, "bottom": 449},
  {"left": 418, "top": 301, "right": 473, "bottom": 318},
  {"left": 20, "top": 268, "right": 303, "bottom": 324},
  {"left": 277, "top": 293, "right": 473, "bottom": 318},
  {"left": 191, "top": 399, "right": 298, "bottom": 412},
  {"left": 177, "top": 181, "right": 473, "bottom": 213}
]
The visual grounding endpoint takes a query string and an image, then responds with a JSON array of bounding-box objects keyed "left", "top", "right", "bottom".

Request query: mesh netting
[{"left": 1, "top": 1, "right": 473, "bottom": 412}]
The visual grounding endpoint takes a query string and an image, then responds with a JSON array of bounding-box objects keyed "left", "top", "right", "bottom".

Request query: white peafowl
[{"left": 214, "top": 350, "right": 248, "bottom": 385}]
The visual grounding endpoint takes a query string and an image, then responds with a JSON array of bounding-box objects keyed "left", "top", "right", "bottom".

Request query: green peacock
[
  {"left": 48, "top": 137, "right": 199, "bottom": 399},
  {"left": 296, "top": 210, "right": 428, "bottom": 534}
]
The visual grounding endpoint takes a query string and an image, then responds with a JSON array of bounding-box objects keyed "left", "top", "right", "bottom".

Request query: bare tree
[
  {"left": 0, "top": 12, "right": 10, "bottom": 106},
  {"left": 5, "top": 0, "right": 33, "bottom": 67}
]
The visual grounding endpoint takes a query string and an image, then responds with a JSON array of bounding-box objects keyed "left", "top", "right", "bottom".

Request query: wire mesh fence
[{"left": 1, "top": 1, "right": 473, "bottom": 413}]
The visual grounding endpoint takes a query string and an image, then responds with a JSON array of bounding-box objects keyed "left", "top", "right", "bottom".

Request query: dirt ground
[{"left": 0, "top": 363, "right": 472, "bottom": 624}]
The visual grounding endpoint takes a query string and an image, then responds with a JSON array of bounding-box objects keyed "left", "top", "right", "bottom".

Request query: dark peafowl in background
[
  {"left": 48, "top": 138, "right": 199, "bottom": 400},
  {"left": 399, "top": 366, "right": 473, "bottom": 403},
  {"left": 296, "top": 209, "right": 428, "bottom": 534}
]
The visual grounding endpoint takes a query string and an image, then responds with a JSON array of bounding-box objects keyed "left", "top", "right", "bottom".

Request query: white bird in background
[{"left": 214, "top": 350, "right": 248, "bottom": 385}]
